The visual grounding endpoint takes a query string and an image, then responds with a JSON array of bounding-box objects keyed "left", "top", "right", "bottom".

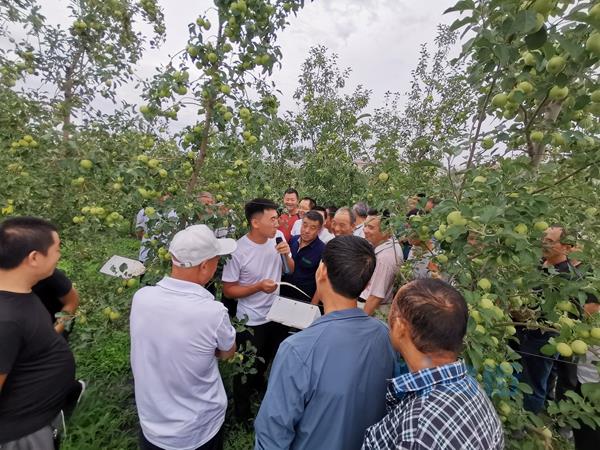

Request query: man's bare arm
[
  {"left": 223, "top": 280, "right": 277, "bottom": 299},
  {"left": 216, "top": 343, "right": 237, "bottom": 360},
  {"left": 363, "top": 295, "right": 383, "bottom": 316},
  {"left": 0, "top": 373, "right": 7, "bottom": 392},
  {"left": 55, "top": 287, "right": 80, "bottom": 334}
]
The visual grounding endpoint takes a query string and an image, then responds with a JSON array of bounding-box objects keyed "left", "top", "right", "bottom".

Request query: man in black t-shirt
[
  {"left": 32, "top": 268, "right": 80, "bottom": 337},
  {"left": 0, "top": 217, "right": 76, "bottom": 449}
]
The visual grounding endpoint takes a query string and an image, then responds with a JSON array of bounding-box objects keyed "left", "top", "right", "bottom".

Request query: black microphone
[{"left": 275, "top": 237, "right": 291, "bottom": 274}]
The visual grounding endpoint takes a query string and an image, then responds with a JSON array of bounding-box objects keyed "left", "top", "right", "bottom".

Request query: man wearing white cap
[{"left": 130, "top": 224, "right": 237, "bottom": 450}]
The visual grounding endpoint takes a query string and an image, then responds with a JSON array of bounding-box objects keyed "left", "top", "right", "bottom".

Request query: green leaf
[
  {"left": 443, "top": 0, "right": 475, "bottom": 14},
  {"left": 518, "top": 382, "right": 533, "bottom": 395},
  {"left": 493, "top": 45, "right": 511, "bottom": 66},
  {"left": 450, "top": 16, "right": 475, "bottom": 32},
  {"left": 525, "top": 27, "right": 547, "bottom": 50},
  {"left": 540, "top": 343, "right": 556, "bottom": 356},
  {"left": 581, "top": 382, "right": 600, "bottom": 402},
  {"left": 556, "top": 35, "right": 584, "bottom": 59},
  {"left": 510, "top": 10, "right": 540, "bottom": 35}
]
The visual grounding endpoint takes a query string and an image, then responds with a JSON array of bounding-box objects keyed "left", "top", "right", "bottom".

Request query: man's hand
[
  {"left": 275, "top": 240, "right": 291, "bottom": 255},
  {"left": 259, "top": 279, "right": 278, "bottom": 294}
]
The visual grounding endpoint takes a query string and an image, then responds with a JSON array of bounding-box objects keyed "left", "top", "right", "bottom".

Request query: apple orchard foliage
[{"left": 1, "top": 0, "right": 600, "bottom": 449}]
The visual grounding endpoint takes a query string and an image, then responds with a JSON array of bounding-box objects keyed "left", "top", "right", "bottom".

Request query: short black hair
[
  {"left": 284, "top": 188, "right": 299, "bottom": 199},
  {"left": 352, "top": 202, "right": 369, "bottom": 218},
  {"left": 244, "top": 198, "right": 278, "bottom": 223},
  {"left": 392, "top": 279, "right": 468, "bottom": 355},
  {"left": 326, "top": 205, "right": 337, "bottom": 218},
  {"left": 322, "top": 235, "right": 376, "bottom": 299},
  {"left": 304, "top": 210, "right": 324, "bottom": 226},
  {"left": 0, "top": 217, "right": 58, "bottom": 270},
  {"left": 367, "top": 208, "right": 390, "bottom": 220},
  {"left": 300, "top": 197, "right": 317, "bottom": 210},
  {"left": 313, "top": 205, "right": 327, "bottom": 219}
]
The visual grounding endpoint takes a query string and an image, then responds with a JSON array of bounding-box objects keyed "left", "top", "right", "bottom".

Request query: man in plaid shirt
[{"left": 363, "top": 279, "right": 504, "bottom": 450}]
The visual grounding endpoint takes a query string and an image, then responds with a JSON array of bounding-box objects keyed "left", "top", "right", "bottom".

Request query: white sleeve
[
  {"left": 222, "top": 251, "right": 242, "bottom": 283},
  {"left": 135, "top": 209, "right": 148, "bottom": 231},
  {"left": 216, "top": 310, "right": 236, "bottom": 351}
]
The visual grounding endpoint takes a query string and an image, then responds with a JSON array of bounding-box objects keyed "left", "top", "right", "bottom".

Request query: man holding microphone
[{"left": 222, "top": 198, "right": 294, "bottom": 425}]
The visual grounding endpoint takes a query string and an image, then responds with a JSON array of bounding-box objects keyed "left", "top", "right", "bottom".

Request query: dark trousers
[
  {"left": 514, "top": 328, "right": 558, "bottom": 413},
  {"left": 233, "top": 321, "right": 289, "bottom": 422},
  {"left": 139, "top": 427, "right": 223, "bottom": 450}
]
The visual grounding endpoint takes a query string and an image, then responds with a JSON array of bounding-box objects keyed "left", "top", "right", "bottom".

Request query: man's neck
[
  {"left": 372, "top": 236, "right": 391, "bottom": 248},
  {"left": 545, "top": 255, "right": 568, "bottom": 266},
  {"left": 299, "top": 236, "right": 316, "bottom": 249},
  {"left": 402, "top": 345, "right": 457, "bottom": 373},
  {"left": 0, "top": 270, "right": 35, "bottom": 294},
  {"left": 319, "top": 288, "right": 358, "bottom": 314},
  {"left": 247, "top": 229, "right": 269, "bottom": 244},
  {"left": 288, "top": 208, "right": 298, "bottom": 216}
]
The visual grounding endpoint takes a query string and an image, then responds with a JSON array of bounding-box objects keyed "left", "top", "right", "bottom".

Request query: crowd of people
[{"left": 0, "top": 186, "right": 597, "bottom": 450}]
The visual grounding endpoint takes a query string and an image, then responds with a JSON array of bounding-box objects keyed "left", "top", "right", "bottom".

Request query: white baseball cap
[{"left": 169, "top": 224, "right": 237, "bottom": 268}]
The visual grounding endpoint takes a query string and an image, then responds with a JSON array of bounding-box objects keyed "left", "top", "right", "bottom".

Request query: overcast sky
[{"left": 31, "top": 0, "right": 458, "bottom": 129}]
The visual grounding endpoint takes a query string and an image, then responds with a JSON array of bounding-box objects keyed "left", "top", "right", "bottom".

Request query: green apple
[
  {"left": 480, "top": 297, "right": 494, "bottom": 309},
  {"left": 433, "top": 230, "right": 445, "bottom": 240},
  {"left": 591, "top": 327, "right": 600, "bottom": 339},
  {"left": 140, "top": 104, "right": 150, "bottom": 114},
  {"left": 475, "top": 324, "right": 486, "bottom": 334},
  {"left": 514, "top": 223, "right": 528, "bottom": 235},
  {"left": 522, "top": 51, "right": 537, "bottom": 66},
  {"left": 478, "top": 278, "right": 492, "bottom": 291},
  {"left": 499, "top": 361, "right": 513, "bottom": 375},
  {"left": 158, "top": 169, "right": 168, "bottom": 178},
  {"left": 435, "top": 254, "right": 448, "bottom": 264},
  {"left": 147, "top": 159, "right": 160, "bottom": 168},
  {"left": 590, "top": 89, "right": 600, "bottom": 103},
  {"left": 551, "top": 132, "right": 566, "bottom": 146},
  {"left": 79, "top": 159, "right": 93, "bottom": 170},
  {"left": 72, "top": 177, "right": 85, "bottom": 186},
  {"left": 207, "top": 52, "right": 218, "bottom": 63},
  {"left": 532, "top": 0, "right": 554, "bottom": 15},
  {"left": 137, "top": 154, "right": 149, "bottom": 162},
  {"left": 506, "top": 325, "right": 517, "bottom": 335},
  {"left": 144, "top": 206, "right": 156, "bottom": 216},
  {"left": 223, "top": 111, "right": 233, "bottom": 121},
  {"left": 517, "top": 81, "right": 534, "bottom": 94},
  {"left": 481, "top": 138, "right": 494, "bottom": 150},
  {"left": 549, "top": 85, "right": 569, "bottom": 100},
  {"left": 586, "top": 33, "right": 600, "bottom": 56},
  {"left": 530, "top": 130, "right": 544, "bottom": 142},
  {"left": 491, "top": 93, "right": 508, "bottom": 108},
  {"left": 590, "top": 4, "right": 600, "bottom": 21},
  {"left": 483, "top": 358, "right": 496, "bottom": 368},
  {"left": 546, "top": 55, "right": 566, "bottom": 74},
  {"left": 378, "top": 172, "right": 389, "bottom": 182},
  {"left": 570, "top": 340, "right": 588, "bottom": 355},
  {"left": 220, "top": 84, "right": 231, "bottom": 95},
  {"left": 470, "top": 310, "right": 482, "bottom": 323},
  {"left": 446, "top": 211, "right": 463, "bottom": 225},
  {"left": 585, "top": 207, "right": 597, "bottom": 217},
  {"left": 534, "top": 221, "right": 549, "bottom": 231},
  {"left": 556, "top": 342, "right": 573, "bottom": 357},
  {"left": 473, "top": 175, "right": 487, "bottom": 183},
  {"left": 498, "top": 401, "right": 512, "bottom": 416},
  {"left": 126, "top": 278, "right": 139, "bottom": 288},
  {"left": 103, "top": 306, "right": 112, "bottom": 317}
]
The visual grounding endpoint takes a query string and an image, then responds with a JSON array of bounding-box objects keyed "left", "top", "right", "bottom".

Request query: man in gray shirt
[{"left": 255, "top": 236, "right": 396, "bottom": 450}]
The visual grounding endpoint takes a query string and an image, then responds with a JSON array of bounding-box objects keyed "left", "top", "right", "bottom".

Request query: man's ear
[
  {"left": 316, "top": 262, "right": 327, "bottom": 283},
  {"left": 26, "top": 250, "right": 40, "bottom": 268}
]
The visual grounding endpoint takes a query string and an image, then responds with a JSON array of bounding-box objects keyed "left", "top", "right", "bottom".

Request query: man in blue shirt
[
  {"left": 280, "top": 210, "right": 326, "bottom": 302},
  {"left": 255, "top": 236, "right": 396, "bottom": 450}
]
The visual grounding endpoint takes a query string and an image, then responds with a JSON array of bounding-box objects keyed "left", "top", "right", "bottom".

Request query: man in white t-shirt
[
  {"left": 130, "top": 225, "right": 237, "bottom": 450},
  {"left": 222, "top": 198, "right": 295, "bottom": 424}
]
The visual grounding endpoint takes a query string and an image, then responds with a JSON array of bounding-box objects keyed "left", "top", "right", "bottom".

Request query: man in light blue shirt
[{"left": 255, "top": 236, "right": 396, "bottom": 450}]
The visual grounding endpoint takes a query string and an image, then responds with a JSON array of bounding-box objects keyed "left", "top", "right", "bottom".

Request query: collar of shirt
[
  {"left": 354, "top": 223, "right": 364, "bottom": 231},
  {"left": 310, "top": 307, "right": 368, "bottom": 328},
  {"left": 389, "top": 360, "right": 467, "bottom": 401},
  {"left": 156, "top": 276, "right": 214, "bottom": 300},
  {"left": 374, "top": 238, "right": 397, "bottom": 255}
]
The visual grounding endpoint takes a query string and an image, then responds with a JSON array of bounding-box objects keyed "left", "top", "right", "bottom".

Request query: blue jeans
[{"left": 515, "top": 328, "right": 558, "bottom": 413}]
